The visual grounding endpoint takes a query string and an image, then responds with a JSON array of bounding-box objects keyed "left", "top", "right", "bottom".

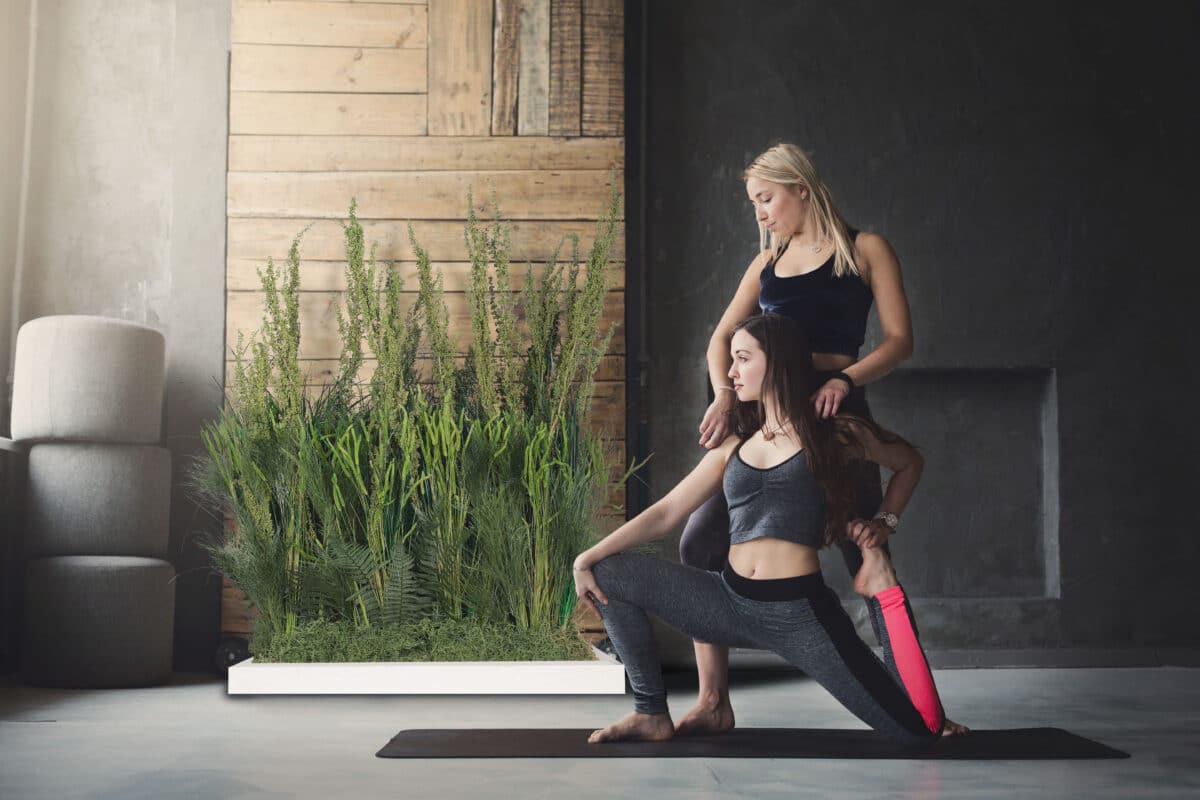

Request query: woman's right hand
[
  {"left": 812, "top": 377, "right": 851, "bottom": 419},
  {"left": 573, "top": 562, "right": 609, "bottom": 617},
  {"left": 698, "top": 392, "right": 734, "bottom": 449},
  {"left": 846, "top": 518, "right": 891, "bottom": 549}
]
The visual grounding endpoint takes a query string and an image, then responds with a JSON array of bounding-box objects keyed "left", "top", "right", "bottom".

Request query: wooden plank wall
[{"left": 224, "top": 0, "right": 625, "bottom": 637}]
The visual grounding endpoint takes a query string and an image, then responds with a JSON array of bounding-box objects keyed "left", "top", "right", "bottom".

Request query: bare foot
[
  {"left": 588, "top": 710, "right": 675, "bottom": 744},
  {"left": 675, "top": 693, "right": 736, "bottom": 737},
  {"left": 942, "top": 718, "right": 970, "bottom": 737},
  {"left": 853, "top": 545, "right": 899, "bottom": 599}
]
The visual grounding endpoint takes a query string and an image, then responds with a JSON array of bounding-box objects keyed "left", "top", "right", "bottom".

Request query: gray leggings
[{"left": 591, "top": 553, "right": 943, "bottom": 746}]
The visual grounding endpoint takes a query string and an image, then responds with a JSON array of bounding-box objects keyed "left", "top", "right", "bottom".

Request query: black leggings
[{"left": 680, "top": 379, "right": 915, "bottom": 646}]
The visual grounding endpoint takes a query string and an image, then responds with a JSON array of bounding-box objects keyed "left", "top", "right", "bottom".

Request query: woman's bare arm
[
  {"left": 839, "top": 417, "right": 924, "bottom": 547},
  {"left": 700, "top": 252, "right": 767, "bottom": 448},
  {"left": 574, "top": 436, "right": 739, "bottom": 569},
  {"left": 842, "top": 233, "right": 914, "bottom": 387},
  {"left": 812, "top": 233, "right": 913, "bottom": 418}
]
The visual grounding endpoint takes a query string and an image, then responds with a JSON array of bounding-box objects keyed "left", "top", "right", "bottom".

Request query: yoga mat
[{"left": 377, "top": 727, "right": 1129, "bottom": 760}]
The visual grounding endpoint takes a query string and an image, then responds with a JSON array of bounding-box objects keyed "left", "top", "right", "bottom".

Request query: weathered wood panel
[
  {"left": 228, "top": 135, "right": 623, "bottom": 172},
  {"left": 226, "top": 258, "right": 625, "bottom": 292},
  {"left": 231, "top": 44, "right": 426, "bottom": 93},
  {"left": 428, "top": 0, "right": 494, "bottom": 135},
  {"left": 222, "top": 576, "right": 257, "bottom": 636},
  {"left": 491, "top": 0, "right": 520, "bottom": 135},
  {"left": 228, "top": 170, "right": 624, "bottom": 219},
  {"left": 581, "top": 0, "right": 622, "bottom": 136},
  {"left": 232, "top": 0, "right": 427, "bottom": 48},
  {"left": 517, "top": 0, "right": 550, "bottom": 135},
  {"left": 228, "top": 218, "right": 626, "bottom": 262},
  {"left": 230, "top": 92, "right": 427, "bottom": 135},
  {"left": 549, "top": 0, "right": 582, "bottom": 135}
]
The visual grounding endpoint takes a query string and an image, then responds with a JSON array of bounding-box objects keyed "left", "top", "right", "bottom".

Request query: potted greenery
[{"left": 195, "top": 186, "right": 632, "bottom": 693}]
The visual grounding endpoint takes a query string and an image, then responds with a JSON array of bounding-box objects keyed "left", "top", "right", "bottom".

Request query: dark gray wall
[{"left": 637, "top": 0, "right": 1199, "bottom": 652}]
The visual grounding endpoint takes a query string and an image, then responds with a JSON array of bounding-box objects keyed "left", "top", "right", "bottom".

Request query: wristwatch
[{"left": 872, "top": 511, "right": 899, "bottom": 532}]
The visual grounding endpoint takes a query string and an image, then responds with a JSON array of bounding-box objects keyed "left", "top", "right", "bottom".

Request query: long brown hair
[{"left": 728, "top": 313, "right": 907, "bottom": 546}]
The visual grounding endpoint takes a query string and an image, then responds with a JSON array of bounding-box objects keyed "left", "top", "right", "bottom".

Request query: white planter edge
[{"left": 227, "top": 650, "right": 626, "bottom": 695}]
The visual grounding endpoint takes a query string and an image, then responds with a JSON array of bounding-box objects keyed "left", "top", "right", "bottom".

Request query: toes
[{"left": 940, "top": 720, "right": 970, "bottom": 737}]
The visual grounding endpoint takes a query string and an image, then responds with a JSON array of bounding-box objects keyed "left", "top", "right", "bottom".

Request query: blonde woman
[{"left": 676, "top": 143, "right": 967, "bottom": 737}]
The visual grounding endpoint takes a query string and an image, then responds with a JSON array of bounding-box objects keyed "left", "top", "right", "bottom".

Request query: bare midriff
[{"left": 728, "top": 538, "right": 821, "bottom": 580}]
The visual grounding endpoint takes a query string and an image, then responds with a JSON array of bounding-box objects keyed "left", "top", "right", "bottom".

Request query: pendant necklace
[{"left": 762, "top": 419, "right": 793, "bottom": 441}]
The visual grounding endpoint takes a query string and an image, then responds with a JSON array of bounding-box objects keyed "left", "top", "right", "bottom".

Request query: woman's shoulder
[
  {"left": 850, "top": 231, "right": 899, "bottom": 282},
  {"left": 747, "top": 248, "right": 771, "bottom": 276},
  {"left": 852, "top": 230, "right": 891, "bottom": 254},
  {"left": 716, "top": 433, "right": 744, "bottom": 467}
]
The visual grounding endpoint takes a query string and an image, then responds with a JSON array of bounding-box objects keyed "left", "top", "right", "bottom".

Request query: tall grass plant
[{"left": 194, "top": 182, "right": 630, "bottom": 660}]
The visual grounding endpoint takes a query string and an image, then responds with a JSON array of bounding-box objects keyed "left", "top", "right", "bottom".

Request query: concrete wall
[
  {"left": 1, "top": 0, "right": 33, "bottom": 435},
  {"left": 638, "top": 0, "right": 1200, "bottom": 654},
  {"left": 2, "top": 0, "right": 230, "bottom": 671}
]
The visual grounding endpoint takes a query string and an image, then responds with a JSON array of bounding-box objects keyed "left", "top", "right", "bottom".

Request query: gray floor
[{"left": 2, "top": 666, "right": 1198, "bottom": 799}]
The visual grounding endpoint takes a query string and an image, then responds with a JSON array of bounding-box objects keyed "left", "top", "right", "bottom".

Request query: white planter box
[{"left": 227, "top": 652, "right": 626, "bottom": 695}]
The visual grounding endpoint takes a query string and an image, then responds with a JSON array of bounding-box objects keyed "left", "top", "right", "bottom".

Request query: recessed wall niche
[{"left": 823, "top": 368, "right": 1059, "bottom": 601}]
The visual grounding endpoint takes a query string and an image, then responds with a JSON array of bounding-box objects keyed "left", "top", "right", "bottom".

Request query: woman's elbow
[
  {"left": 884, "top": 332, "right": 914, "bottom": 363},
  {"left": 906, "top": 449, "right": 925, "bottom": 478},
  {"left": 649, "top": 500, "right": 679, "bottom": 531}
]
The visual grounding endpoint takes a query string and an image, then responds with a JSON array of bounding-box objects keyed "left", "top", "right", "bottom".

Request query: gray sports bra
[{"left": 724, "top": 446, "right": 826, "bottom": 549}]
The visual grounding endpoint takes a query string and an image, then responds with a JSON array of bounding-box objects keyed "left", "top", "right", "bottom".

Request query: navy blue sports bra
[
  {"left": 758, "top": 228, "right": 874, "bottom": 357},
  {"left": 724, "top": 446, "right": 826, "bottom": 550}
]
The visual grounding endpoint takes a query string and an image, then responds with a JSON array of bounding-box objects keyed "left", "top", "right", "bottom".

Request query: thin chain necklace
[{"left": 779, "top": 235, "right": 824, "bottom": 260}]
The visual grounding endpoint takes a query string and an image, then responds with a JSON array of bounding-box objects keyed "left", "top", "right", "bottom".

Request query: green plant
[
  {"left": 254, "top": 617, "right": 594, "bottom": 663},
  {"left": 194, "top": 181, "right": 631, "bottom": 661}
]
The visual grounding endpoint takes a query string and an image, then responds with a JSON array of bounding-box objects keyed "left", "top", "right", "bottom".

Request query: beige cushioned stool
[{"left": 11, "top": 315, "right": 165, "bottom": 444}]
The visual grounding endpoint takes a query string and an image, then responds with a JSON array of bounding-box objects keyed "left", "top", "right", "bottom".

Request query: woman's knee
[{"left": 590, "top": 552, "right": 638, "bottom": 594}]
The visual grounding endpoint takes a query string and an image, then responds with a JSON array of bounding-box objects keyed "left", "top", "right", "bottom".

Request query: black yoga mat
[{"left": 377, "top": 727, "right": 1129, "bottom": 760}]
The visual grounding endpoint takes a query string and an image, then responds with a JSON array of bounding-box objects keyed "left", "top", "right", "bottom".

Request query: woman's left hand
[
  {"left": 847, "top": 518, "right": 891, "bottom": 549},
  {"left": 812, "top": 378, "right": 850, "bottom": 419}
]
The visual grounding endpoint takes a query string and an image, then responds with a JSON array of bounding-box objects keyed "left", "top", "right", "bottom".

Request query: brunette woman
[{"left": 574, "top": 315, "right": 954, "bottom": 746}]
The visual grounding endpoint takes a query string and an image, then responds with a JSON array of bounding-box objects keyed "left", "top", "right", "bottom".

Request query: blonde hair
[{"left": 743, "top": 143, "right": 860, "bottom": 278}]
